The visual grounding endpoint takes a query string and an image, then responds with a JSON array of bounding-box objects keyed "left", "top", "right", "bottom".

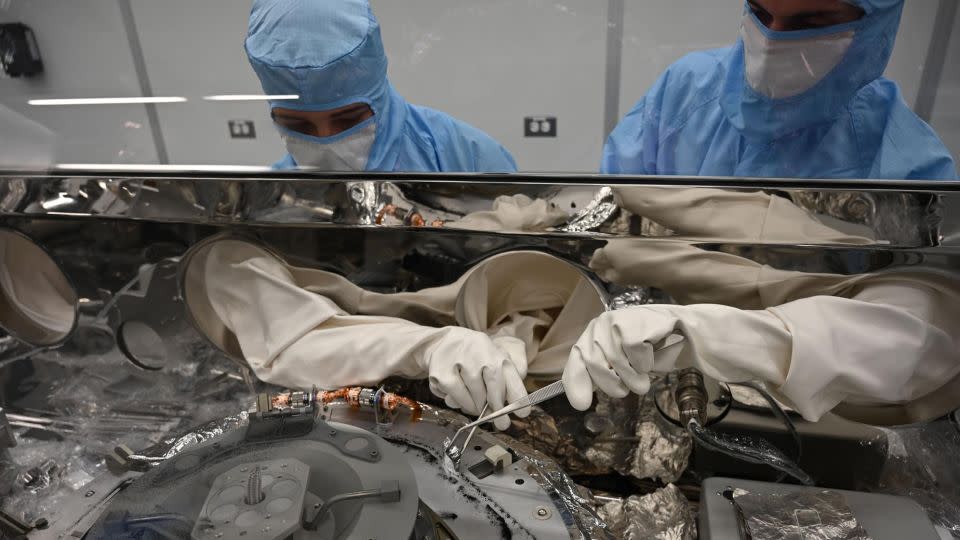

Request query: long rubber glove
[
  {"left": 204, "top": 243, "right": 528, "bottom": 430},
  {"left": 563, "top": 282, "right": 959, "bottom": 422}
]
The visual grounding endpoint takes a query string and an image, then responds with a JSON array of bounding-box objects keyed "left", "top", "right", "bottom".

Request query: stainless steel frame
[{"left": 0, "top": 169, "right": 959, "bottom": 536}]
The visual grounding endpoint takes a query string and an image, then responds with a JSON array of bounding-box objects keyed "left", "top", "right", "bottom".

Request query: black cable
[{"left": 731, "top": 382, "right": 804, "bottom": 483}]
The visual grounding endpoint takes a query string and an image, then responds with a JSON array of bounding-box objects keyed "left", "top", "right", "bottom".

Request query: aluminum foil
[
  {"left": 507, "top": 406, "right": 609, "bottom": 476},
  {"left": 584, "top": 391, "right": 691, "bottom": 484},
  {"left": 135, "top": 411, "right": 249, "bottom": 462},
  {"left": 873, "top": 417, "right": 960, "bottom": 538},
  {"left": 609, "top": 287, "right": 653, "bottom": 310},
  {"left": 597, "top": 484, "right": 696, "bottom": 540},
  {"left": 732, "top": 489, "right": 872, "bottom": 540},
  {"left": 628, "top": 396, "right": 692, "bottom": 483},
  {"left": 347, "top": 181, "right": 380, "bottom": 225},
  {"left": 515, "top": 438, "right": 616, "bottom": 540},
  {"left": 559, "top": 187, "right": 619, "bottom": 232}
]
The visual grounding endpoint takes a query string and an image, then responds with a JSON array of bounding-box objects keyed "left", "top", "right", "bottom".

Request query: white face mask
[
  {"left": 740, "top": 14, "right": 855, "bottom": 100},
  {"left": 282, "top": 122, "right": 377, "bottom": 171}
]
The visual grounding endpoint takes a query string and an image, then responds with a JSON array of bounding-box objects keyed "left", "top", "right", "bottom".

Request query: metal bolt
[
  {"left": 329, "top": 429, "right": 337, "bottom": 436},
  {"left": 85, "top": 490, "right": 95, "bottom": 497},
  {"left": 534, "top": 506, "right": 552, "bottom": 520},
  {"left": 369, "top": 450, "right": 379, "bottom": 457}
]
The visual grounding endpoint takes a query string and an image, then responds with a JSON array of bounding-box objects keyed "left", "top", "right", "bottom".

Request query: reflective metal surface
[
  {"left": 0, "top": 169, "right": 954, "bottom": 245},
  {"left": 0, "top": 170, "right": 959, "bottom": 537}
]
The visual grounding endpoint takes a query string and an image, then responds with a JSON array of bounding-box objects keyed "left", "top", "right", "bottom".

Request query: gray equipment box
[{"left": 700, "top": 477, "right": 940, "bottom": 540}]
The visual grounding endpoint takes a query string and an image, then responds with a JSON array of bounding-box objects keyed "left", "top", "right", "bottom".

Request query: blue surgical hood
[
  {"left": 720, "top": 0, "right": 905, "bottom": 139},
  {"left": 244, "top": 0, "right": 517, "bottom": 173},
  {"left": 245, "top": 0, "right": 388, "bottom": 113},
  {"left": 602, "top": 0, "right": 955, "bottom": 180}
]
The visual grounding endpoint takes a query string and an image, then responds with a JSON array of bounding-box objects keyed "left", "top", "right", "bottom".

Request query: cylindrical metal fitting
[
  {"left": 244, "top": 466, "right": 264, "bottom": 505},
  {"left": 674, "top": 368, "right": 708, "bottom": 427}
]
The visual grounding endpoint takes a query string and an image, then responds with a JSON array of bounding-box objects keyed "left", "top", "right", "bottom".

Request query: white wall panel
[
  {"left": 931, "top": 6, "right": 960, "bottom": 161},
  {"left": 618, "top": 0, "right": 742, "bottom": 125},
  {"left": 0, "top": 0, "right": 954, "bottom": 169},
  {"left": 887, "top": 2, "right": 939, "bottom": 108},
  {"left": 130, "top": 0, "right": 283, "bottom": 166},
  {"left": 372, "top": 0, "right": 608, "bottom": 172},
  {"left": 0, "top": 0, "right": 158, "bottom": 165}
]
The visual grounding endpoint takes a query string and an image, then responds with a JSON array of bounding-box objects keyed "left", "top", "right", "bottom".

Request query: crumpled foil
[
  {"left": 584, "top": 391, "right": 692, "bottom": 484},
  {"left": 732, "top": 489, "right": 872, "bottom": 540},
  {"left": 597, "top": 484, "right": 697, "bottom": 540},
  {"left": 134, "top": 411, "right": 249, "bottom": 462},
  {"left": 873, "top": 417, "right": 960, "bottom": 538},
  {"left": 516, "top": 441, "right": 616, "bottom": 540},
  {"left": 347, "top": 181, "right": 380, "bottom": 225},
  {"left": 609, "top": 287, "right": 653, "bottom": 310},
  {"left": 559, "top": 187, "right": 620, "bottom": 232},
  {"left": 507, "top": 405, "right": 608, "bottom": 476},
  {"left": 626, "top": 392, "right": 692, "bottom": 483}
]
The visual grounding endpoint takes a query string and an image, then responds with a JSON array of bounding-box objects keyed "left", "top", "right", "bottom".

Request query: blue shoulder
[
  {"left": 405, "top": 105, "right": 517, "bottom": 172},
  {"left": 853, "top": 79, "right": 957, "bottom": 180},
  {"left": 620, "top": 47, "right": 730, "bottom": 136}
]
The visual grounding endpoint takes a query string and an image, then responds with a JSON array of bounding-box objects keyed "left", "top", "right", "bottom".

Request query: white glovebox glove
[
  {"left": 204, "top": 242, "right": 529, "bottom": 430},
  {"left": 562, "top": 304, "right": 789, "bottom": 412},
  {"left": 449, "top": 194, "right": 569, "bottom": 232},
  {"left": 563, "top": 288, "right": 960, "bottom": 423},
  {"left": 612, "top": 187, "right": 876, "bottom": 244},
  {"left": 421, "top": 328, "right": 530, "bottom": 430},
  {"left": 0, "top": 233, "right": 75, "bottom": 337}
]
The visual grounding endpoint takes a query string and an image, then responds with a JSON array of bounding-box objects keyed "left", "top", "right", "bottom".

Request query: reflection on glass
[
  {"left": 1, "top": 0, "right": 958, "bottom": 172},
  {"left": 244, "top": 0, "right": 516, "bottom": 173},
  {"left": 604, "top": 0, "right": 958, "bottom": 180}
]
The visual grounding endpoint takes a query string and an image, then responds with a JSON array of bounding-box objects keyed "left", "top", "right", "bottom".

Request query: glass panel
[{"left": 0, "top": 0, "right": 956, "bottom": 178}]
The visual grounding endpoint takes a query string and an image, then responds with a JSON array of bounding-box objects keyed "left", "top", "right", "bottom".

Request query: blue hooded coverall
[
  {"left": 603, "top": 0, "right": 958, "bottom": 180},
  {"left": 245, "top": 0, "right": 517, "bottom": 173}
]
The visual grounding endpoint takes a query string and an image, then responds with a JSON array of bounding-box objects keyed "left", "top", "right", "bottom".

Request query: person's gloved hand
[
  {"left": 419, "top": 327, "right": 530, "bottom": 430},
  {"left": 562, "top": 308, "right": 684, "bottom": 411},
  {"left": 562, "top": 304, "right": 792, "bottom": 411}
]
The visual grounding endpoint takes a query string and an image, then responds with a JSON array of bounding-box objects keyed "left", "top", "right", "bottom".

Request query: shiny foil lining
[
  {"left": 135, "top": 412, "right": 249, "bottom": 462},
  {"left": 559, "top": 187, "right": 619, "bottom": 232},
  {"left": 597, "top": 484, "right": 697, "bottom": 540},
  {"left": 733, "top": 489, "right": 872, "bottom": 540},
  {"left": 584, "top": 392, "right": 692, "bottom": 484}
]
